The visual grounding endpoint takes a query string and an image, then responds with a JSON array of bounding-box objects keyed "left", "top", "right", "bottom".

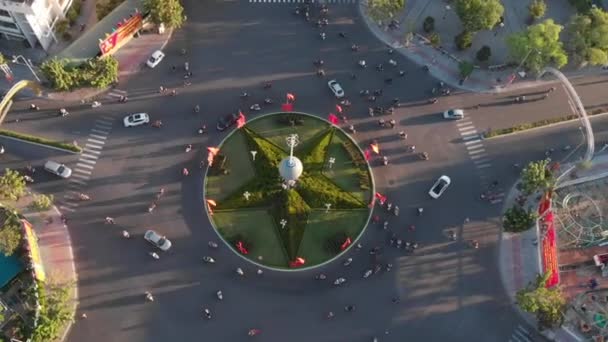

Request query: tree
[
  {"left": 569, "top": 0, "right": 592, "bottom": 14},
  {"left": 516, "top": 272, "right": 566, "bottom": 329},
  {"left": 455, "top": 30, "right": 474, "bottom": 50},
  {"left": 529, "top": 0, "right": 547, "bottom": 20},
  {"left": 0, "top": 209, "right": 23, "bottom": 256},
  {"left": 455, "top": 0, "right": 504, "bottom": 33},
  {"left": 459, "top": 60, "right": 474, "bottom": 78},
  {"left": 0, "top": 169, "right": 26, "bottom": 201},
  {"left": 506, "top": 19, "right": 568, "bottom": 74},
  {"left": 503, "top": 205, "right": 537, "bottom": 232},
  {"left": 367, "top": 0, "right": 406, "bottom": 22},
  {"left": 40, "top": 59, "right": 75, "bottom": 91},
  {"left": 144, "top": 0, "right": 185, "bottom": 29},
  {"left": 31, "top": 283, "right": 74, "bottom": 342},
  {"left": 566, "top": 8, "right": 608, "bottom": 67},
  {"left": 429, "top": 32, "right": 441, "bottom": 47},
  {"left": 423, "top": 16, "right": 435, "bottom": 33},
  {"left": 87, "top": 56, "right": 118, "bottom": 88},
  {"left": 31, "top": 194, "right": 54, "bottom": 211},
  {"left": 520, "top": 159, "right": 554, "bottom": 194},
  {"left": 476, "top": 45, "right": 492, "bottom": 61}
]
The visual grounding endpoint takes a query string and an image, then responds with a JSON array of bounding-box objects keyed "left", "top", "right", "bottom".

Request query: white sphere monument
[{"left": 279, "top": 134, "right": 303, "bottom": 185}]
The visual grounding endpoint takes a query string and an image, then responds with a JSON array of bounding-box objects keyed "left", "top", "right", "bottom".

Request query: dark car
[{"left": 216, "top": 113, "right": 239, "bottom": 131}]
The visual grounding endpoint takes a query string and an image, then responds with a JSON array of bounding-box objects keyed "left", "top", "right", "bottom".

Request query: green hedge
[
  {"left": 300, "top": 128, "right": 334, "bottom": 171},
  {"left": 41, "top": 57, "right": 118, "bottom": 91},
  {"left": 485, "top": 108, "right": 608, "bottom": 138},
  {"left": 273, "top": 189, "right": 310, "bottom": 259},
  {"left": 298, "top": 174, "right": 366, "bottom": 209},
  {"left": 0, "top": 130, "right": 81, "bottom": 152}
]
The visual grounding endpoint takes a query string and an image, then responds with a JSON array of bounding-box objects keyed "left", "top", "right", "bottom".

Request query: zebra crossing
[
  {"left": 508, "top": 324, "right": 534, "bottom": 342},
  {"left": 456, "top": 118, "right": 505, "bottom": 204},
  {"left": 59, "top": 117, "right": 114, "bottom": 212},
  {"left": 248, "top": 0, "right": 357, "bottom": 4}
]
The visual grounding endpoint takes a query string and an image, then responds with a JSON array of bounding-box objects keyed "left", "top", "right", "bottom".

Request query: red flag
[
  {"left": 207, "top": 147, "right": 220, "bottom": 155},
  {"left": 206, "top": 199, "right": 217, "bottom": 207},
  {"left": 375, "top": 192, "right": 387, "bottom": 205},
  {"left": 281, "top": 103, "right": 294, "bottom": 112},
  {"left": 236, "top": 111, "right": 246, "bottom": 128},
  {"left": 328, "top": 113, "right": 339, "bottom": 125},
  {"left": 286, "top": 93, "right": 296, "bottom": 102},
  {"left": 340, "top": 237, "right": 352, "bottom": 251},
  {"left": 370, "top": 143, "right": 380, "bottom": 154},
  {"left": 364, "top": 149, "right": 371, "bottom": 161},
  {"left": 236, "top": 241, "right": 249, "bottom": 255},
  {"left": 206, "top": 199, "right": 217, "bottom": 215},
  {"left": 207, "top": 147, "right": 219, "bottom": 166},
  {"left": 289, "top": 257, "right": 306, "bottom": 267},
  {"left": 336, "top": 104, "right": 343, "bottom": 113}
]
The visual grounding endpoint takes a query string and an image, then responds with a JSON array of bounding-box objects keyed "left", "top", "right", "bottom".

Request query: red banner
[
  {"left": 99, "top": 12, "right": 143, "bottom": 56},
  {"left": 539, "top": 192, "right": 559, "bottom": 287}
]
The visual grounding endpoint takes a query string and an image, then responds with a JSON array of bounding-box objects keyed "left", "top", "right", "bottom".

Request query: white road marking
[
  {"left": 74, "top": 168, "right": 92, "bottom": 175},
  {"left": 76, "top": 163, "right": 95, "bottom": 169},
  {"left": 87, "top": 138, "right": 105, "bottom": 145},
  {"left": 78, "top": 157, "right": 97, "bottom": 164},
  {"left": 72, "top": 173, "right": 90, "bottom": 180},
  {"left": 69, "top": 178, "right": 87, "bottom": 186},
  {"left": 89, "top": 134, "right": 107, "bottom": 140},
  {"left": 91, "top": 129, "right": 109, "bottom": 135},
  {"left": 60, "top": 205, "right": 76, "bottom": 212},
  {"left": 462, "top": 134, "right": 479, "bottom": 141},
  {"left": 464, "top": 139, "right": 481, "bottom": 145},
  {"left": 476, "top": 163, "right": 492, "bottom": 169},
  {"left": 85, "top": 143, "right": 103, "bottom": 150},
  {"left": 82, "top": 148, "right": 101, "bottom": 155}
]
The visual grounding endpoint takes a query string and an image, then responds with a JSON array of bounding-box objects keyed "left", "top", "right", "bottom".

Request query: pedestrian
[{"left": 389, "top": 119, "right": 396, "bottom": 128}]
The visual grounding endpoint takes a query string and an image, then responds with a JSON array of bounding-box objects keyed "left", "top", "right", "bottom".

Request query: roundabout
[{"left": 205, "top": 112, "right": 374, "bottom": 270}]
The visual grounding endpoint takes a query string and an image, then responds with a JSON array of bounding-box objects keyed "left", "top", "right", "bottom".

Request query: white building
[{"left": 0, "top": 0, "right": 71, "bottom": 51}]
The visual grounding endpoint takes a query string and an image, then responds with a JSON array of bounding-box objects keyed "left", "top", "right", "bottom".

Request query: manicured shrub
[
  {"left": 0, "top": 130, "right": 81, "bottom": 152},
  {"left": 476, "top": 45, "right": 492, "bottom": 61},
  {"left": 41, "top": 57, "right": 118, "bottom": 91},
  {"left": 455, "top": 31, "right": 474, "bottom": 50},
  {"left": 423, "top": 16, "right": 435, "bottom": 33},
  {"left": 298, "top": 174, "right": 366, "bottom": 209},
  {"left": 299, "top": 128, "right": 334, "bottom": 171},
  {"left": 273, "top": 189, "right": 310, "bottom": 259},
  {"left": 429, "top": 32, "right": 441, "bottom": 47}
]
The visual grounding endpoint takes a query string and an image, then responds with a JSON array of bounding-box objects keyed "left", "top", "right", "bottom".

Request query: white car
[
  {"left": 443, "top": 109, "right": 464, "bottom": 120},
  {"left": 328, "top": 79, "right": 345, "bottom": 98},
  {"left": 146, "top": 50, "right": 165, "bottom": 68},
  {"left": 429, "top": 175, "right": 451, "bottom": 199},
  {"left": 44, "top": 160, "right": 72, "bottom": 178},
  {"left": 123, "top": 113, "right": 150, "bottom": 127},
  {"left": 144, "top": 230, "right": 172, "bottom": 251}
]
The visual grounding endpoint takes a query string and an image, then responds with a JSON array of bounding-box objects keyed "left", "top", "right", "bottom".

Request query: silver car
[
  {"left": 144, "top": 230, "right": 172, "bottom": 251},
  {"left": 328, "top": 80, "right": 345, "bottom": 98},
  {"left": 44, "top": 160, "right": 72, "bottom": 178}
]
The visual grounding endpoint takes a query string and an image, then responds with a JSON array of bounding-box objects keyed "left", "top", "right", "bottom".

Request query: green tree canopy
[
  {"left": 0, "top": 208, "right": 23, "bottom": 256},
  {"left": 529, "top": 0, "right": 547, "bottom": 19},
  {"left": 566, "top": 8, "right": 608, "bottom": 67},
  {"left": 516, "top": 272, "right": 566, "bottom": 329},
  {"left": 455, "top": 0, "right": 504, "bottom": 32},
  {"left": 367, "top": 0, "right": 406, "bottom": 22},
  {"left": 31, "top": 282, "right": 74, "bottom": 342},
  {"left": 520, "top": 159, "right": 554, "bottom": 195},
  {"left": 144, "top": 0, "right": 185, "bottom": 29},
  {"left": 506, "top": 19, "right": 568, "bottom": 74},
  {"left": 503, "top": 205, "right": 537, "bottom": 232},
  {"left": 0, "top": 169, "right": 26, "bottom": 201}
]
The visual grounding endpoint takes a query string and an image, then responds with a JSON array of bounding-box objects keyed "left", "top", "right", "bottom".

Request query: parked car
[
  {"left": 123, "top": 113, "right": 150, "bottom": 127},
  {"left": 428, "top": 175, "right": 451, "bottom": 199},
  {"left": 144, "top": 230, "right": 172, "bottom": 251},
  {"left": 216, "top": 113, "right": 239, "bottom": 131},
  {"left": 44, "top": 160, "right": 72, "bottom": 178},
  {"left": 328, "top": 79, "right": 345, "bottom": 98},
  {"left": 146, "top": 50, "right": 165, "bottom": 68},
  {"left": 443, "top": 109, "right": 464, "bottom": 120}
]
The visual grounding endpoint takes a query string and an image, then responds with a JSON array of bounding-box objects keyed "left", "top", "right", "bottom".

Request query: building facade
[{"left": 0, "top": 0, "right": 71, "bottom": 51}]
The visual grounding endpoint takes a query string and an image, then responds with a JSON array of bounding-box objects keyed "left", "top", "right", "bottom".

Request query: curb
[
  {"left": 483, "top": 112, "right": 608, "bottom": 141},
  {"left": 0, "top": 133, "right": 81, "bottom": 154}
]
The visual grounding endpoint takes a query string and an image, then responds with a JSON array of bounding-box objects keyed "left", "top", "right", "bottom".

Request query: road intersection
[{"left": 2, "top": 0, "right": 606, "bottom": 341}]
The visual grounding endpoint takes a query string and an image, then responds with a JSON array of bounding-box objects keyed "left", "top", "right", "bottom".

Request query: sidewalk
[
  {"left": 498, "top": 154, "right": 608, "bottom": 341},
  {"left": 357, "top": 1, "right": 607, "bottom": 94},
  {"left": 5, "top": 192, "right": 77, "bottom": 341}
]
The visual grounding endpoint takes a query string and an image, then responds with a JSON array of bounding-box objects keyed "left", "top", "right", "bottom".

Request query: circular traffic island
[{"left": 204, "top": 112, "right": 374, "bottom": 270}]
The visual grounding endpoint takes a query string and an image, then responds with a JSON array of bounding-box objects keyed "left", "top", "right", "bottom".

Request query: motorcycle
[
  {"left": 339, "top": 99, "right": 351, "bottom": 107},
  {"left": 30, "top": 104, "right": 39, "bottom": 110},
  {"left": 385, "top": 263, "right": 393, "bottom": 272},
  {"left": 388, "top": 59, "right": 397, "bottom": 66},
  {"left": 333, "top": 277, "right": 347, "bottom": 286},
  {"left": 351, "top": 44, "right": 359, "bottom": 51},
  {"left": 150, "top": 252, "right": 160, "bottom": 260},
  {"left": 417, "top": 207, "right": 424, "bottom": 216},
  {"left": 382, "top": 156, "right": 389, "bottom": 166},
  {"left": 263, "top": 82, "right": 272, "bottom": 89},
  {"left": 24, "top": 175, "right": 34, "bottom": 183},
  {"left": 152, "top": 120, "right": 163, "bottom": 128},
  {"left": 182, "top": 168, "right": 189, "bottom": 176},
  {"left": 78, "top": 193, "right": 90, "bottom": 201},
  {"left": 250, "top": 104, "right": 261, "bottom": 111},
  {"left": 358, "top": 60, "right": 367, "bottom": 68},
  {"left": 208, "top": 241, "right": 219, "bottom": 248},
  {"left": 119, "top": 96, "right": 128, "bottom": 103},
  {"left": 122, "top": 230, "right": 130, "bottom": 239},
  {"left": 203, "top": 256, "right": 215, "bottom": 264},
  {"left": 58, "top": 108, "right": 69, "bottom": 117},
  {"left": 194, "top": 105, "right": 200, "bottom": 113},
  {"left": 363, "top": 269, "right": 373, "bottom": 278},
  {"left": 428, "top": 98, "right": 438, "bottom": 104},
  {"left": 203, "top": 308, "right": 212, "bottom": 319},
  {"left": 314, "top": 59, "right": 324, "bottom": 66},
  {"left": 320, "top": 32, "right": 326, "bottom": 40},
  {"left": 264, "top": 98, "right": 273, "bottom": 105},
  {"left": 145, "top": 292, "right": 154, "bottom": 302},
  {"left": 236, "top": 267, "right": 244, "bottom": 276},
  {"left": 420, "top": 152, "right": 429, "bottom": 160},
  {"left": 185, "top": 144, "right": 192, "bottom": 153},
  {"left": 314, "top": 273, "right": 327, "bottom": 280},
  {"left": 343, "top": 257, "right": 353, "bottom": 266},
  {"left": 360, "top": 90, "right": 370, "bottom": 96},
  {"left": 91, "top": 101, "right": 101, "bottom": 108},
  {"left": 216, "top": 290, "right": 223, "bottom": 300}
]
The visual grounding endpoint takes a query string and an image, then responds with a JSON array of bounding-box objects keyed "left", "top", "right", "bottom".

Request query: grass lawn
[
  {"left": 205, "top": 130, "right": 256, "bottom": 201},
  {"left": 297, "top": 209, "right": 370, "bottom": 265},
  {"left": 322, "top": 132, "right": 371, "bottom": 202},
  {"left": 213, "top": 209, "right": 289, "bottom": 267},
  {"left": 246, "top": 114, "right": 329, "bottom": 150}
]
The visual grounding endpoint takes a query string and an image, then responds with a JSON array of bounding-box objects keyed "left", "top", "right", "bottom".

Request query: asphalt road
[{"left": 3, "top": 0, "right": 581, "bottom": 341}]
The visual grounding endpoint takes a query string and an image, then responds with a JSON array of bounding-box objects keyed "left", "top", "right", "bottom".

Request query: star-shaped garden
[{"left": 205, "top": 113, "right": 374, "bottom": 269}]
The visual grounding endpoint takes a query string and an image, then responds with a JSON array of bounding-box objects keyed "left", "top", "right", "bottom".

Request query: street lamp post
[{"left": 12, "top": 55, "right": 41, "bottom": 82}]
